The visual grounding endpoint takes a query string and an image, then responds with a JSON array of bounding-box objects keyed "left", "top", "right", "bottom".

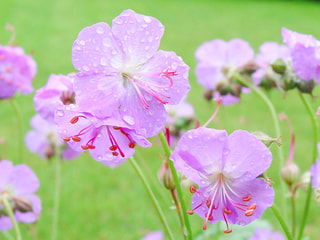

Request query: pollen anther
[{"left": 242, "top": 194, "right": 252, "bottom": 201}]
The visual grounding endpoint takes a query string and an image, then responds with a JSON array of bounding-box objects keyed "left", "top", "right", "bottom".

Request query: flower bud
[
  {"left": 158, "top": 161, "right": 175, "bottom": 190},
  {"left": 251, "top": 131, "right": 281, "bottom": 147},
  {"left": 13, "top": 196, "right": 33, "bottom": 213},
  {"left": 315, "top": 186, "right": 320, "bottom": 205},
  {"left": 271, "top": 58, "right": 286, "bottom": 74},
  {"left": 281, "top": 162, "right": 300, "bottom": 185},
  {"left": 203, "top": 89, "right": 213, "bottom": 101},
  {"left": 297, "top": 79, "right": 315, "bottom": 94},
  {"left": 298, "top": 172, "right": 311, "bottom": 191}
]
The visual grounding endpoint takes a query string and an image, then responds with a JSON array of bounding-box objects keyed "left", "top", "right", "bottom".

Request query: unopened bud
[
  {"left": 158, "top": 161, "right": 175, "bottom": 190},
  {"left": 281, "top": 162, "right": 300, "bottom": 185},
  {"left": 271, "top": 58, "right": 286, "bottom": 74},
  {"left": 297, "top": 79, "right": 315, "bottom": 94},
  {"left": 251, "top": 131, "right": 281, "bottom": 147},
  {"left": 45, "top": 144, "right": 55, "bottom": 159},
  {"left": 298, "top": 172, "right": 311, "bottom": 191},
  {"left": 239, "top": 61, "right": 259, "bottom": 74},
  {"left": 13, "top": 197, "right": 33, "bottom": 213},
  {"left": 203, "top": 89, "right": 214, "bottom": 101},
  {"left": 315, "top": 186, "right": 320, "bottom": 205}
]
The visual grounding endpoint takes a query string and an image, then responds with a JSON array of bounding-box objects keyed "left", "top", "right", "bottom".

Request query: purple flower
[
  {"left": 309, "top": 143, "right": 320, "bottom": 188},
  {"left": 55, "top": 104, "right": 151, "bottom": 167},
  {"left": 25, "top": 114, "right": 79, "bottom": 160},
  {"left": 195, "top": 39, "right": 254, "bottom": 105},
  {"left": 0, "top": 160, "right": 41, "bottom": 230},
  {"left": 0, "top": 45, "right": 36, "bottom": 99},
  {"left": 72, "top": 9, "right": 190, "bottom": 137},
  {"left": 141, "top": 231, "right": 163, "bottom": 240},
  {"left": 282, "top": 28, "right": 320, "bottom": 84},
  {"left": 248, "top": 228, "right": 284, "bottom": 240},
  {"left": 34, "top": 73, "right": 75, "bottom": 122},
  {"left": 253, "top": 42, "right": 291, "bottom": 85},
  {"left": 170, "top": 127, "right": 274, "bottom": 233}
]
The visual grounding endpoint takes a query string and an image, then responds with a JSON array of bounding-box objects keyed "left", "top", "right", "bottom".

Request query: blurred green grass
[{"left": 1, "top": 0, "right": 320, "bottom": 239}]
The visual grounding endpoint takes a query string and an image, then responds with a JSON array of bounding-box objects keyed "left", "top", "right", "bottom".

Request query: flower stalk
[
  {"left": 2, "top": 195, "right": 22, "bottom": 240},
  {"left": 158, "top": 131, "right": 193, "bottom": 240}
]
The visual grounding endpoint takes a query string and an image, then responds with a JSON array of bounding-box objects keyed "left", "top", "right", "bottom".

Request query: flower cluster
[{"left": 0, "top": 160, "right": 41, "bottom": 230}]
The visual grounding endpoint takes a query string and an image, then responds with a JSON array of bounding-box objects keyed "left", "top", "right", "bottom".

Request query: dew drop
[
  {"left": 148, "top": 36, "right": 153, "bottom": 42},
  {"left": 142, "top": 23, "right": 148, "bottom": 28},
  {"left": 79, "top": 40, "right": 85, "bottom": 46},
  {"left": 250, "top": 160, "right": 254, "bottom": 166},
  {"left": 115, "top": 18, "right": 123, "bottom": 24},
  {"left": 145, "top": 46, "right": 150, "bottom": 51},
  {"left": 83, "top": 65, "right": 89, "bottom": 71},
  {"left": 96, "top": 27, "right": 103, "bottom": 34},
  {"left": 184, "top": 164, "right": 190, "bottom": 170},
  {"left": 239, "top": 221, "right": 246, "bottom": 226},
  {"left": 144, "top": 16, "right": 151, "bottom": 23},
  {"left": 123, "top": 115, "right": 135, "bottom": 125},
  {"left": 97, "top": 133, "right": 102, "bottom": 138},
  {"left": 171, "top": 62, "right": 177, "bottom": 70},
  {"left": 223, "top": 149, "right": 230, "bottom": 156},
  {"left": 100, "top": 57, "right": 107, "bottom": 66},
  {"left": 188, "top": 135, "right": 193, "bottom": 139},
  {"left": 112, "top": 50, "right": 117, "bottom": 55},
  {"left": 97, "top": 155, "right": 103, "bottom": 160},
  {"left": 103, "top": 38, "right": 111, "bottom": 47},
  {"left": 56, "top": 110, "right": 65, "bottom": 117}
]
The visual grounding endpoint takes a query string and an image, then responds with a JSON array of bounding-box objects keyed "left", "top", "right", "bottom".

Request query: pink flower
[
  {"left": 170, "top": 127, "right": 274, "bottom": 233},
  {"left": 0, "top": 45, "right": 36, "bottom": 99},
  {"left": 55, "top": 104, "right": 151, "bottom": 167},
  {"left": 72, "top": 9, "right": 190, "bottom": 137},
  {"left": 0, "top": 160, "right": 41, "bottom": 230}
]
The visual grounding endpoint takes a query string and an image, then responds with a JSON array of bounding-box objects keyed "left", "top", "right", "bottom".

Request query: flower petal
[
  {"left": 0, "top": 215, "right": 12, "bottom": 231},
  {"left": 0, "top": 160, "right": 13, "bottom": 189},
  {"left": 195, "top": 39, "right": 227, "bottom": 65},
  {"left": 195, "top": 62, "right": 224, "bottom": 90},
  {"left": 282, "top": 28, "right": 318, "bottom": 49},
  {"left": 223, "top": 130, "right": 272, "bottom": 181},
  {"left": 10, "top": 165, "right": 39, "bottom": 195},
  {"left": 72, "top": 22, "right": 123, "bottom": 74},
  {"left": 226, "top": 39, "right": 254, "bottom": 67},
  {"left": 15, "top": 194, "right": 41, "bottom": 223},
  {"left": 112, "top": 9, "right": 164, "bottom": 67},
  {"left": 170, "top": 127, "right": 228, "bottom": 186}
]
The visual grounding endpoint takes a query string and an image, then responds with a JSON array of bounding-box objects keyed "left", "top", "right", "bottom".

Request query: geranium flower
[
  {"left": 170, "top": 127, "right": 274, "bottom": 233},
  {"left": 253, "top": 42, "right": 291, "bottom": 86},
  {"left": 55, "top": 104, "right": 151, "bottom": 167},
  {"left": 195, "top": 39, "right": 254, "bottom": 105},
  {"left": 309, "top": 143, "right": 320, "bottom": 188},
  {"left": 34, "top": 73, "right": 75, "bottom": 122},
  {"left": 25, "top": 114, "right": 79, "bottom": 160},
  {"left": 248, "top": 228, "right": 284, "bottom": 240},
  {"left": 72, "top": 9, "right": 190, "bottom": 137},
  {"left": 0, "top": 45, "right": 36, "bottom": 99},
  {"left": 0, "top": 160, "right": 41, "bottom": 230},
  {"left": 282, "top": 28, "right": 320, "bottom": 84}
]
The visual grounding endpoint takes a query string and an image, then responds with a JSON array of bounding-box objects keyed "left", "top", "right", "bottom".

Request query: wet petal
[
  {"left": 224, "top": 130, "right": 272, "bottom": 181},
  {"left": 282, "top": 28, "right": 318, "bottom": 49},
  {"left": 112, "top": 9, "right": 164, "bottom": 67}
]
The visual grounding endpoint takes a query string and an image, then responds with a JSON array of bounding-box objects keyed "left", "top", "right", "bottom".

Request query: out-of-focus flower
[
  {"left": 248, "top": 228, "right": 284, "bottom": 240},
  {"left": 170, "top": 127, "right": 274, "bottom": 233},
  {"left": 0, "top": 45, "right": 36, "bottom": 99},
  {"left": 34, "top": 73, "right": 75, "bottom": 122},
  {"left": 72, "top": 9, "right": 190, "bottom": 137},
  {"left": 195, "top": 39, "right": 255, "bottom": 105},
  {"left": 165, "top": 98, "right": 195, "bottom": 147},
  {"left": 253, "top": 42, "right": 291, "bottom": 88},
  {"left": 141, "top": 231, "right": 163, "bottom": 240},
  {"left": 55, "top": 104, "right": 151, "bottom": 167},
  {"left": 0, "top": 160, "right": 41, "bottom": 230},
  {"left": 25, "top": 114, "right": 79, "bottom": 160},
  {"left": 282, "top": 28, "right": 320, "bottom": 84},
  {"left": 309, "top": 143, "right": 320, "bottom": 188}
]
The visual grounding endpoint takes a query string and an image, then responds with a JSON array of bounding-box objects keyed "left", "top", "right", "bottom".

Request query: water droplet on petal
[
  {"left": 145, "top": 46, "right": 150, "bottom": 51},
  {"left": 79, "top": 40, "right": 85, "bottom": 46},
  {"left": 123, "top": 115, "right": 135, "bottom": 125},
  {"left": 56, "top": 110, "right": 64, "bottom": 117},
  {"left": 100, "top": 57, "right": 107, "bottom": 66},
  {"left": 144, "top": 16, "right": 151, "bottom": 23},
  {"left": 188, "top": 135, "right": 193, "bottom": 139},
  {"left": 97, "top": 155, "right": 102, "bottom": 160},
  {"left": 96, "top": 27, "right": 104, "bottom": 34},
  {"left": 83, "top": 65, "right": 89, "bottom": 71},
  {"left": 239, "top": 221, "right": 246, "bottom": 226},
  {"left": 103, "top": 38, "right": 111, "bottom": 47},
  {"left": 148, "top": 36, "right": 153, "bottom": 42},
  {"left": 171, "top": 62, "right": 177, "bottom": 70}
]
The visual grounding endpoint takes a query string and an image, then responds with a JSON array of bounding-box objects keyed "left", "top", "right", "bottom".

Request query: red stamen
[
  {"left": 63, "top": 136, "right": 70, "bottom": 142},
  {"left": 186, "top": 210, "right": 194, "bottom": 215},
  {"left": 70, "top": 116, "right": 79, "bottom": 124},
  {"left": 72, "top": 136, "right": 81, "bottom": 142},
  {"left": 205, "top": 212, "right": 213, "bottom": 221},
  {"left": 81, "top": 145, "right": 89, "bottom": 150},
  {"left": 242, "top": 194, "right": 252, "bottom": 202},
  {"left": 190, "top": 185, "right": 197, "bottom": 194},
  {"left": 247, "top": 203, "right": 257, "bottom": 210},
  {"left": 223, "top": 209, "right": 232, "bottom": 215},
  {"left": 129, "top": 142, "right": 136, "bottom": 148},
  {"left": 112, "top": 152, "right": 119, "bottom": 156},
  {"left": 245, "top": 209, "right": 254, "bottom": 216},
  {"left": 224, "top": 228, "right": 232, "bottom": 234}
]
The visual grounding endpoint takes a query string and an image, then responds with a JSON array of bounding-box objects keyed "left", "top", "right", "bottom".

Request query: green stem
[
  {"left": 234, "top": 74, "right": 287, "bottom": 214},
  {"left": 129, "top": 157, "right": 174, "bottom": 240},
  {"left": 158, "top": 131, "right": 193, "bottom": 240},
  {"left": 271, "top": 205, "right": 293, "bottom": 240},
  {"left": 10, "top": 98, "right": 23, "bottom": 162},
  {"left": 290, "top": 191, "right": 296, "bottom": 238},
  {"left": 170, "top": 189, "right": 187, "bottom": 240},
  {"left": 51, "top": 154, "right": 62, "bottom": 240},
  {"left": 297, "top": 93, "right": 319, "bottom": 240},
  {"left": 3, "top": 196, "right": 22, "bottom": 240}
]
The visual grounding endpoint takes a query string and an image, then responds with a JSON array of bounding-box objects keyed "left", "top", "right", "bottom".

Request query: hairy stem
[
  {"left": 129, "top": 157, "right": 175, "bottom": 240},
  {"left": 297, "top": 93, "right": 319, "bottom": 240},
  {"left": 158, "top": 131, "right": 193, "bottom": 240},
  {"left": 3, "top": 196, "right": 22, "bottom": 240}
]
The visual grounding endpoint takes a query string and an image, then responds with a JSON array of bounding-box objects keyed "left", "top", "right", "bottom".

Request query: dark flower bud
[
  {"left": 13, "top": 196, "right": 33, "bottom": 213},
  {"left": 203, "top": 89, "right": 214, "bottom": 101},
  {"left": 271, "top": 58, "right": 287, "bottom": 74},
  {"left": 297, "top": 80, "right": 315, "bottom": 94}
]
